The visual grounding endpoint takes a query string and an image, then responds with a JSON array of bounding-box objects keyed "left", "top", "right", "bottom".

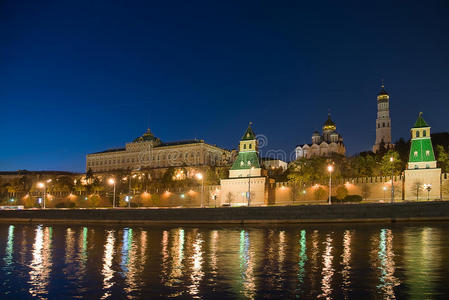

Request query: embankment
[{"left": 1, "top": 201, "right": 449, "bottom": 225}]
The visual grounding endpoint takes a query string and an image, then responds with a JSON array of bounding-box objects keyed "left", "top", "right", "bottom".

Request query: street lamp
[
  {"left": 327, "top": 165, "right": 334, "bottom": 204},
  {"left": 37, "top": 182, "right": 46, "bottom": 209},
  {"left": 196, "top": 173, "right": 204, "bottom": 208},
  {"left": 247, "top": 166, "right": 255, "bottom": 206},
  {"left": 108, "top": 178, "right": 116, "bottom": 208},
  {"left": 390, "top": 157, "right": 394, "bottom": 203},
  {"left": 424, "top": 184, "right": 432, "bottom": 200},
  {"left": 383, "top": 186, "right": 387, "bottom": 202}
]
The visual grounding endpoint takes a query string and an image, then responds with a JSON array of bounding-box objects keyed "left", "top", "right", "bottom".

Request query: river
[{"left": 0, "top": 222, "right": 448, "bottom": 299}]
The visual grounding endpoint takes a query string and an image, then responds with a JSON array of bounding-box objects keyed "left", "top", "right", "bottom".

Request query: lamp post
[
  {"left": 383, "top": 186, "right": 387, "bottom": 202},
  {"left": 37, "top": 182, "right": 46, "bottom": 209},
  {"left": 390, "top": 157, "right": 394, "bottom": 203},
  {"left": 247, "top": 167, "right": 255, "bottom": 206},
  {"left": 196, "top": 173, "right": 204, "bottom": 208},
  {"left": 108, "top": 178, "right": 116, "bottom": 208},
  {"left": 327, "top": 165, "right": 334, "bottom": 204}
]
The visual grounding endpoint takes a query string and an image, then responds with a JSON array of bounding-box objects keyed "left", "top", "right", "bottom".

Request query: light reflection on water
[{"left": 0, "top": 223, "right": 449, "bottom": 299}]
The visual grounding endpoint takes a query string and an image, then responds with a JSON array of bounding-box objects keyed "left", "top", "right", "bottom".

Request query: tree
[
  {"left": 336, "top": 185, "right": 348, "bottom": 200},
  {"left": 380, "top": 150, "right": 402, "bottom": 176},
  {"left": 411, "top": 181, "right": 423, "bottom": 201},
  {"left": 436, "top": 145, "right": 449, "bottom": 173},
  {"left": 314, "top": 187, "right": 326, "bottom": 200}
]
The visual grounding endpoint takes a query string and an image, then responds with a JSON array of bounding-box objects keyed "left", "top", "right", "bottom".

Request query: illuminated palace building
[
  {"left": 86, "top": 128, "right": 231, "bottom": 176},
  {"left": 295, "top": 113, "right": 346, "bottom": 159}
]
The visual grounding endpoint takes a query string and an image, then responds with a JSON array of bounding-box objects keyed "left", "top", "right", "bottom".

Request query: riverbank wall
[{"left": 1, "top": 201, "right": 449, "bottom": 225}]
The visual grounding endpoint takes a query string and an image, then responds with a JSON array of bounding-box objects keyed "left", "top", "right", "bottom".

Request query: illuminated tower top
[{"left": 373, "top": 81, "right": 393, "bottom": 152}]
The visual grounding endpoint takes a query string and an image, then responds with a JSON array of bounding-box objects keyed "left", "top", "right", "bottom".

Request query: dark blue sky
[{"left": 1, "top": 0, "right": 448, "bottom": 172}]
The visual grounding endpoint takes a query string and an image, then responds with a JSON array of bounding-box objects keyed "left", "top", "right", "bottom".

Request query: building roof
[
  {"left": 230, "top": 151, "right": 260, "bottom": 170},
  {"left": 158, "top": 139, "right": 203, "bottom": 147},
  {"left": 91, "top": 147, "right": 126, "bottom": 154},
  {"left": 413, "top": 112, "right": 429, "bottom": 128},
  {"left": 133, "top": 128, "right": 161, "bottom": 143},
  {"left": 241, "top": 123, "right": 256, "bottom": 141},
  {"left": 323, "top": 114, "right": 336, "bottom": 131}
]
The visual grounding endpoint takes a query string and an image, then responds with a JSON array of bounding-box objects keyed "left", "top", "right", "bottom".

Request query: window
[
  {"left": 248, "top": 161, "right": 251, "bottom": 166},
  {"left": 426, "top": 164, "right": 430, "bottom": 168},
  {"left": 426, "top": 150, "right": 430, "bottom": 156},
  {"left": 243, "top": 144, "right": 246, "bottom": 149},
  {"left": 416, "top": 131, "right": 420, "bottom": 138},
  {"left": 240, "top": 161, "right": 244, "bottom": 166},
  {"left": 383, "top": 122, "right": 385, "bottom": 127},
  {"left": 423, "top": 130, "right": 426, "bottom": 137},
  {"left": 249, "top": 144, "right": 252, "bottom": 149},
  {"left": 414, "top": 151, "right": 418, "bottom": 157},
  {"left": 415, "top": 165, "right": 418, "bottom": 169},
  {"left": 378, "top": 124, "right": 380, "bottom": 128}
]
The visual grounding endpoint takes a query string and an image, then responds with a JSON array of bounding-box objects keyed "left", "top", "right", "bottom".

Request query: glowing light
[
  {"left": 37, "top": 182, "right": 45, "bottom": 189},
  {"left": 196, "top": 173, "right": 203, "bottom": 180},
  {"left": 102, "top": 230, "right": 116, "bottom": 298},
  {"left": 327, "top": 165, "right": 334, "bottom": 173},
  {"left": 108, "top": 178, "right": 115, "bottom": 185}
]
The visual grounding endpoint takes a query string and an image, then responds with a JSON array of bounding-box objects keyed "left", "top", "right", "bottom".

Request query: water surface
[{"left": 0, "top": 222, "right": 448, "bottom": 299}]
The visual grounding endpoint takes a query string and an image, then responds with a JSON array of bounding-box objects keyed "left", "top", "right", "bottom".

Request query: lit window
[
  {"left": 426, "top": 150, "right": 430, "bottom": 156},
  {"left": 248, "top": 161, "right": 251, "bottom": 166},
  {"left": 240, "top": 161, "right": 244, "bottom": 166},
  {"left": 414, "top": 151, "right": 418, "bottom": 157}
]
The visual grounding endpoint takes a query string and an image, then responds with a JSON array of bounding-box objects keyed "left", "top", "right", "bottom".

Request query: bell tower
[{"left": 373, "top": 81, "right": 393, "bottom": 152}]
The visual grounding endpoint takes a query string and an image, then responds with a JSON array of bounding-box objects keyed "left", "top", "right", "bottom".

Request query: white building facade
[{"left": 86, "top": 128, "right": 231, "bottom": 174}]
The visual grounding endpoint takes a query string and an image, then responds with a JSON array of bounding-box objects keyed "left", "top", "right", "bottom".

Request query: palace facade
[{"left": 86, "top": 128, "right": 232, "bottom": 174}]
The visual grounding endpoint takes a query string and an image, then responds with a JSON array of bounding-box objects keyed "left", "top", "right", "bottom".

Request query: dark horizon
[{"left": 2, "top": 0, "right": 449, "bottom": 172}]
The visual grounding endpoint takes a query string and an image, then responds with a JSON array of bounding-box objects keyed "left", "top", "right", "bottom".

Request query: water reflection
[
  {"left": 0, "top": 224, "right": 447, "bottom": 299},
  {"left": 239, "top": 230, "right": 255, "bottom": 299},
  {"left": 341, "top": 230, "right": 352, "bottom": 298},
  {"left": 3, "top": 225, "right": 15, "bottom": 272},
  {"left": 296, "top": 229, "right": 307, "bottom": 295},
  {"left": 28, "top": 225, "right": 53, "bottom": 298},
  {"left": 319, "top": 234, "right": 334, "bottom": 299},
  {"left": 377, "top": 229, "right": 400, "bottom": 299},
  {"left": 101, "top": 230, "right": 116, "bottom": 299},
  {"left": 188, "top": 231, "right": 204, "bottom": 298}
]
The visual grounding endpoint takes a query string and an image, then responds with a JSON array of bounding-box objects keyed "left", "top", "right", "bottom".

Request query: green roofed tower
[
  {"left": 229, "top": 122, "right": 261, "bottom": 178},
  {"left": 404, "top": 112, "right": 441, "bottom": 201},
  {"left": 408, "top": 112, "right": 437, "bottom": 169}
]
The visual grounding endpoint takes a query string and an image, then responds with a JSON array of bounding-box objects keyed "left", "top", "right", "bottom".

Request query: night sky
[{"left": 1, "top": 0, "right": 448, "bottom": 172}]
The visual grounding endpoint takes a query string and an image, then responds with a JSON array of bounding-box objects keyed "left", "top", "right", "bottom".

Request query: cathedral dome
[
  {"left": 133, "top": 128, "right": 161, "bottom": 143},
  {"left": 312, "top": 131, "right": 320, "bottom": 136},
  {"left": 323, "top": 114, "right": 336, "bottom": 131}
]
